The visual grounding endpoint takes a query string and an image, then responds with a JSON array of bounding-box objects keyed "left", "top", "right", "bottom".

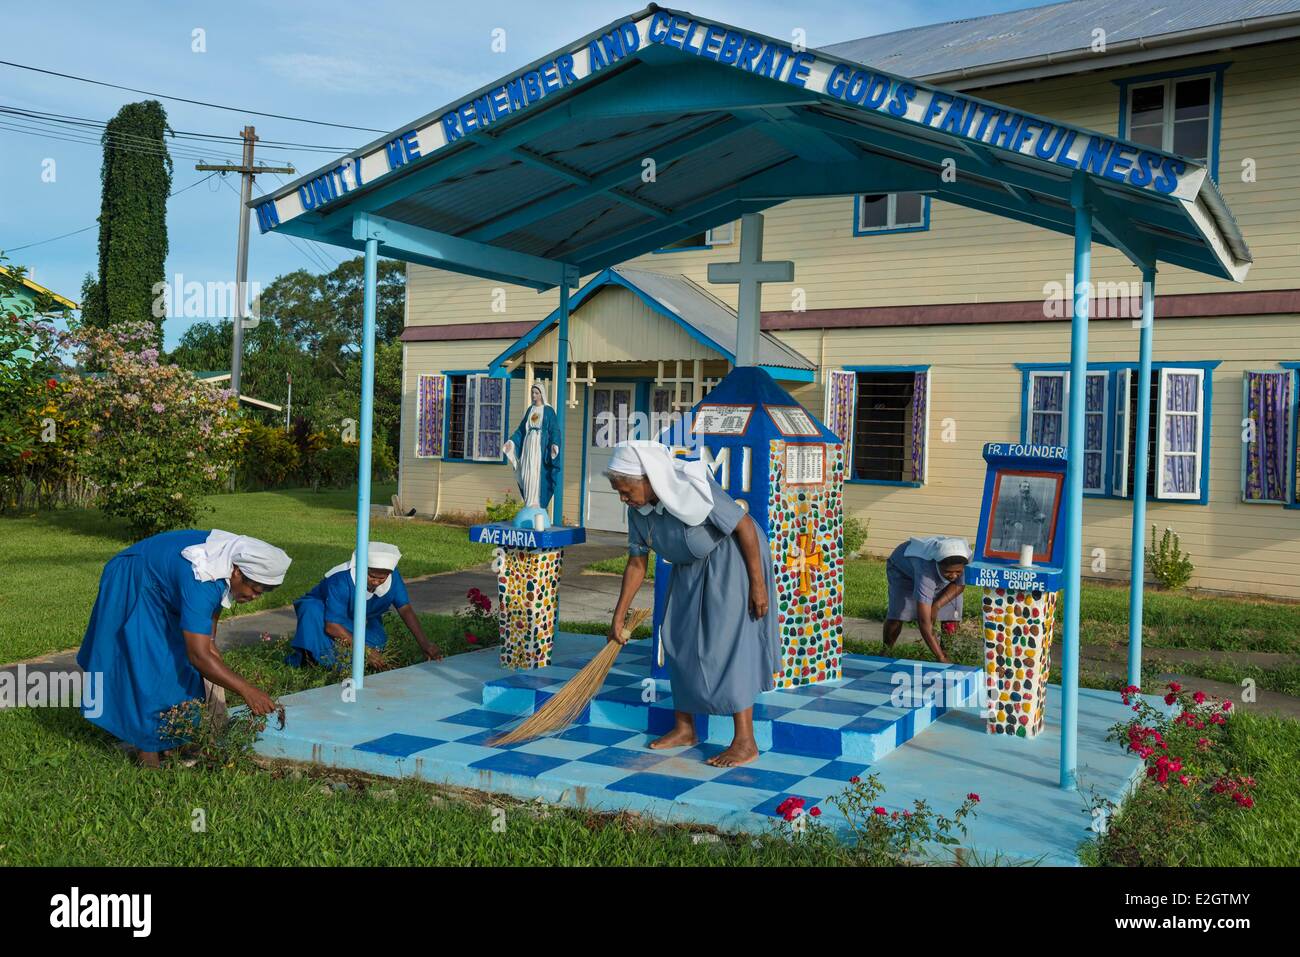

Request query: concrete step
[{"left": 482, "top": 640, "right": 982, "bottom": 762}]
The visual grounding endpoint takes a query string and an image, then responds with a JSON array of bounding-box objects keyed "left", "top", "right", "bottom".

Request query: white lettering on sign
[
  {"left": 476, "top": 527, "right": 540, "bottom": 548},
  {"left": 785, "top": 444, "right": 825, "bottom": 485},
  {"left": 765, "top": 405, "right": 819, "bottom": 437},
  {"left": 700, "top": 444, "right": 752, "bottom": 493},
  {"left": 985, "top": 443, "right": 1067, "bottom": 460},
  {"left": 975, "top": 567, "right": 1049, "bottom": 591}
]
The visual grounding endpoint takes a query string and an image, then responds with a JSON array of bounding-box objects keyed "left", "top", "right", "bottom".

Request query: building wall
[
  {"left": 399, "top": 38, "right": 1300, "bottom": 597},
  {"left": 775, "top": 314, "right": 1300, "bottom": 599}
]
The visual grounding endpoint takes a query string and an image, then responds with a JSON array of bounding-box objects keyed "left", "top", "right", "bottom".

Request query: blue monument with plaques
[
  {"left": 650, "top": 366, "right": 847, "bottom": 688},
  {"left": 965, "top": 442, "right": 1068, "bottom": 738}
]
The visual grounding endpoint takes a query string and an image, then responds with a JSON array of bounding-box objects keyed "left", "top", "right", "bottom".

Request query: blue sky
[{"left": 1, "top": 0, "right": 1047, "bottom": 347}]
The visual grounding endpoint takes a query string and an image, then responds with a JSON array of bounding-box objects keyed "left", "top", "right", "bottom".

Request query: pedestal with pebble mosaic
[
  {"left": 981, "top": 586, "right": 1057, "bottom": 737},
  {"left": 497, "top": 547, "right": 564, "bottom": 670}
]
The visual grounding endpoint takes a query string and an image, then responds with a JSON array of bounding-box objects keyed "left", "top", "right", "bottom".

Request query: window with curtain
[
  {"left": 1242, "top": 370, "right": 1293, "bottom": 504},
  {"left": 445, "top": 373, "right": 505, "bottom": 462},
  {"left": 1026, "top": 370, "right": 1107, "bottom": 493},
  {"left": 846, "top": 370, "right": 929, "bottom": 483},
  {"left": 1126, "top": 74, "right": 1215, "bottom": 168},
  {"left": 415, "top": 374, "right": 444, "bottom": 458},
  {"left": 1110, "top": 367, "right": 1210, "bottom": 501}
]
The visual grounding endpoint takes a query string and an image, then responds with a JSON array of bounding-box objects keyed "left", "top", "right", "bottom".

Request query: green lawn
[
  {"left": 0, "top": 485, "right": 493, "bottom": 664},
  {"left": 0, "top": 614, "right": 823, "bottom": 867}
]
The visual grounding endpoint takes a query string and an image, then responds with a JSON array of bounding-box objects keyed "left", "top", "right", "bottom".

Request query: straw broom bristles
[{"left": 489, "top": 607, "right": 653, "bottom": 746}]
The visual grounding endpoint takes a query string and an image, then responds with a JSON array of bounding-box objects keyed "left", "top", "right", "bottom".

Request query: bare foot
[
  {"left": 706, "top": 740, "right": 759, "bottom": 767},
  {"left": 649, "top": 727, "right": 697, "bottom": 750},
  {"left": 136, "top": 750, "right": 162, "bottom": 769}
]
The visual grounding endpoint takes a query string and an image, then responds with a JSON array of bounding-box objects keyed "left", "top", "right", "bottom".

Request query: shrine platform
[{"left": 254, "top": 632, "right": 1151, "bottom": 865}]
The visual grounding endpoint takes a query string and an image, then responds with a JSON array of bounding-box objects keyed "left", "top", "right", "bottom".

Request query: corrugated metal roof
[{"left": 821, "top": 0, "right": 1300, "bottom": 80}]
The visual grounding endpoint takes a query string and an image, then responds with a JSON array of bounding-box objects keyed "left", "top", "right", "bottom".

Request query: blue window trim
[
  {"left": 851, "top": 194, "right": 931, "bottom": 238},
  {"left": 1114, "top": 62, "right": 1229, "bottom": 183},
  {"left": 440, "top": 368, "right": 511, "bottom": 465},
  {"left": 838, "top": 364, "right": 929, "bottom": 487},
  {"left": 1273, "top": 363, "right": 1300, "bottom": 510},
  {"left": 1016, "top": 360, "right": 1220, "bottom": 505}
]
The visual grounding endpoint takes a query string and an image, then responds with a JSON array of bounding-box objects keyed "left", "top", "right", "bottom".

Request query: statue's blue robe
[
  {"left": 76, "top": 529, "right": 226, "bottom": 751},
  {"left": 286, "top": 567, "right": 410, "bottom": 668},
  {"left": 508, "top": 404, "right": 561, "bottom": 509}
]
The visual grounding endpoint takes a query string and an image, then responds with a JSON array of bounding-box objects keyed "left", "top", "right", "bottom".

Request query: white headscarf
[
  {"left": 181, "top": 530, "right": 292, "bottom": 608},
  {"left": 904, "top": 535, "right": 972, "bottom": 565},
  {"left": 607, "top": 440, "right": 714, "bottom": 526},
  {"left": 324, "top": 542, "right": 402, "bottom": 598}
]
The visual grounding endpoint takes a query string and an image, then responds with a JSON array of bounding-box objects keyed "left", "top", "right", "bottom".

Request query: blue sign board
[{"left": 966, "top": 442, "right": 1069, "bottom": 591}]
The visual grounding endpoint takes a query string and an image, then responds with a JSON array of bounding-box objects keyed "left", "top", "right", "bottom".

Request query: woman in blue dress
[
  {"left": 76, "top": 529, "right": 291, "bottom": 767},
  {"left": 604, "top": 441, "right": 777, "bottom": 768},
  {"left": 883, "top": 535, "right": 971, "bottom": 663},
  {"left": 286, "top": 542, "right": 442, "bottom": 668}
]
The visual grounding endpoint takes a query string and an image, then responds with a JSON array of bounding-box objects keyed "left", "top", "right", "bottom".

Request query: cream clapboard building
[{"left": 397, "top": 0, "right": 1300, "bottom": 599}]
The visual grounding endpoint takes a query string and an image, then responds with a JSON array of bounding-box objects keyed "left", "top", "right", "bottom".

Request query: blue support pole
[
  {"left": 350, "top": 236, "right": 380, "bottom": 691},
  {"left": 1127, "top": 266, "right": 1156, "bottom": 688},
  {"left": 552, "top": 281, "right": 570, "bottom": 527},
  {"left": 1061, "top": 175, "right": 1091, "bottom": 792}
]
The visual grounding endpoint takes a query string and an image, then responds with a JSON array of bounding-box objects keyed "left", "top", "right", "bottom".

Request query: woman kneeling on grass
[
  {"left": 882, "top": 535, "right": 971, "bottom": 664},
  {"left": 77, "top": 530, "right": 291, "bottom": 767},
  {"left": 285, "top": 541, "right": 442, "bottom": 669},
  {"left": 605, "top": 440, "right": 778, "bottom": 769}
]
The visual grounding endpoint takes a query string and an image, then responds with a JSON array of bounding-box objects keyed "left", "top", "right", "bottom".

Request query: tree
[{"left": 85, "top": 100, "right": 173, "bottom": 344}]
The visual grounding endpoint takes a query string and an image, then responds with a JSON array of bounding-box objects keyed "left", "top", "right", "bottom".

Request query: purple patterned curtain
[
  {"left": 1244, "top": 371, "right": 1292, "bottom": 502},
  {"left": 416, "top": 375, "right": 444, "bottom": 457},
  {"left": 475, "top": 377, "right": 505, "bottom": 460},
  {"left": 827, "top": 370, "right": 855, "bottom": 442},
  {"left": 1162, "top": 372, "right": 1200, "bottom": 496},
  {"left": 1030, "top": 374, "right": 1065, "bottom": 445},
  {"left": 910, "top": 371, "right": 928, "bottom": 482}
]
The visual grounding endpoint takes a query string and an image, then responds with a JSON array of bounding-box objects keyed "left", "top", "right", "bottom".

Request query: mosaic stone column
[
  {"left": 981, "top": 587, "right": 1058, "bottom": 738},
  {"left": 496, "top": 547, "right": 564, "bottom": 670}
]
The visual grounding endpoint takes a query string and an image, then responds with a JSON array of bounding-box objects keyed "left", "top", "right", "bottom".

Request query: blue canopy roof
[{"left": 253, "top": 5, "right": 1251, "bottom": 287}]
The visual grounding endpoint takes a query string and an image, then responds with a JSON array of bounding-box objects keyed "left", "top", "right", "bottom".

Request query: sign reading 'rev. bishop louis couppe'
[{"left": 254, "top": 9, "right": 1205, "bottom": 234}]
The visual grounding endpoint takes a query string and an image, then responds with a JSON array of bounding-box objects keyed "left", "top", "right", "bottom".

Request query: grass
[
  {"left": 0, "top": 612, "right": 826, "bottom": 867},
  {"left": 1079, "top": 710, "right": 1300, "bottom": 866},
  {"left": 0, "top": 484, "right": 494, "bottom": 664},
  {"left": 587, "top": 551, "right": 656, "bottom": 580}
]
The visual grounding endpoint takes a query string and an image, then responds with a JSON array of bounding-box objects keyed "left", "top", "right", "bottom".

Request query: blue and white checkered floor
[
  {"left": 482, "top": 643, "right": 981, "bottom": 762},
  {"left": 255, "top": 632, "right": 1151, "bottom": 864}
]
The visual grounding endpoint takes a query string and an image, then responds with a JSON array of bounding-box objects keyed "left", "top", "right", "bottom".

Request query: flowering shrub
[
  {"left": 159, "top": 697, "right": 276, "bottom": 770},
  {"left": 0, "top": 313, "right": 90, "bottom": 509},
  {"left": 774, "top": 773, "right": 980, "bottom": 865},
  {"left": 1091, "top": 682, "right": 1253, "bottom": 865},
  {"left": 456, "top": 586, "right": 499, "bottom": 648},
  {"left": 60, "top": 320, "right": 242, "bottom": 536}
]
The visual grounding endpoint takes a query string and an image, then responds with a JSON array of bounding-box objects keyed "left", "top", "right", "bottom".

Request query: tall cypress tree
[{"left": 87, "top": 100, "right": 172, "bottom": 344}]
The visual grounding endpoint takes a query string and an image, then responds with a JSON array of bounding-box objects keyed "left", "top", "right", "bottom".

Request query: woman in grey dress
[
  {"left": 605, "top": 441, "right": 778, "bottom": 768},
  {"left": 883, "top": 536, "right": 970, "bottom": 663}
]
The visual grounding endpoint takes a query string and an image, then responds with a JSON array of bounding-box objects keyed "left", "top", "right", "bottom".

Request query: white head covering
[
  {"left": 324, "top": 542, "right": 402, "bottom": 597},
  {"left": 529, "top": 381, "right": 550, "bottom": 406},
  {"left": 903, "top": 535, "right": 972, "bottom": 565},
  {"left": 181, "top": 530, "right": 292, "bottom": 608},
  {"left": 607, "top": 440, "right": 714, "bottom": 526}
]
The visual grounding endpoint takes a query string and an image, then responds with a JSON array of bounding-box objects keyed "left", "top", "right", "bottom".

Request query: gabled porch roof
[{"left": 486, "top": 265, "right": 816, "bottom": 381}]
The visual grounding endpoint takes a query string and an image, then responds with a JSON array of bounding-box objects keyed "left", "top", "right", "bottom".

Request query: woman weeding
[
  {"left": 882, "top": 535, "right": 971, "bottom": 664},
  {"left": 77, "top": 530, "right": 291, "bottom": 767},
  {"left": 605, "top": 441, "right": 778, "bottom": 768}
]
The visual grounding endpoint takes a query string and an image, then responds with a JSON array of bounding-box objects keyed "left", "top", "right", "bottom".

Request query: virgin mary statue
[{"left": 502, "top": 382, "right": 561, "bottom": 511}]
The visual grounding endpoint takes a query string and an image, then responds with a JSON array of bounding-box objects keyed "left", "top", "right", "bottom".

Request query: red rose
[
  {"left": 873, "top": 807, "right": 887, "bottom": 816},
  {"left": 1164, "top": 693, "right": 1177, "bottom": 705},
  {"left": 849, "top": 775, "right": 860, "bottom": 784},
  {"left": 1222, "top": 701, "right": 1233, "bottom": 711},
  {"left": 967, "top": 792, "right": 980, "bottom": 802},
  {"left": 47, "top": 378, "right": 58, "bottom": 389},
  {"left": 1193, "top": 691, "right": 1206, "bottom": 704},
  {"left": 809, "top": 806, "right": 821, "bottom": 817},
  {"left": 1167, "top": 681, "right": 1181, "bottom": 693}
]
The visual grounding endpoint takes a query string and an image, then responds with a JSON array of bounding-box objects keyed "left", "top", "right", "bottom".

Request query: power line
[
  {"left": 0, "top": 58, "right": 388, "bottom": 133},
  {"left": 3, "top": 172, "right": 220, "bottom": 253}
]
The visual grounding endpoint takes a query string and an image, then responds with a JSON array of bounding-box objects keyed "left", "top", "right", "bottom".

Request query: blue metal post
[
  {"left": 1127, "top": 266, "right": 1156, "bottom": 688},
  {"left": 350, "top": 236, "right": 379, "bottom": 690},
  {"left": 552, "top": 280, "right": 570, "bottom": 527},
  {"left": 1061, "top": 175, "right": 1091, "bottom": 791}
]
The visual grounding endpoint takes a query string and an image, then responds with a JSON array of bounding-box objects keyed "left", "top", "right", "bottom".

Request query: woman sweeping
[
  {"left": 76, "top": 529, "right": 291, "bottom": 767},
  {"left": 605, "top": 440, "right": 778, "bottom": 768},
  {"left": 286, "top": 541, "right": 442, "bottom": 668},
  {"left": 882, "top": 535, "right": 971, "bottom": 664}
]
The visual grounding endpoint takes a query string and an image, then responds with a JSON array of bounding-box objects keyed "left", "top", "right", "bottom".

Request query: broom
[{"left": 489, "top": 607, "right": 653, "bottom": 746}]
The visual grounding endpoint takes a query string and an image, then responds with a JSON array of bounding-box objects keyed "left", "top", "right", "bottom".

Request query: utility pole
[{"left": 196, "top": 126, "right": 294, "bottom": 398}]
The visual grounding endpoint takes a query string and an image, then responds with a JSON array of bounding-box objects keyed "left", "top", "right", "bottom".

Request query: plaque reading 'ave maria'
[{"left": 693, "top": 403, "right": 754, "bottom": 436}]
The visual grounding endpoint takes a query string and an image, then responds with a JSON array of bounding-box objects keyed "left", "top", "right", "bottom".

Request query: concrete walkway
[{"left": 6, "top": 530, "right": 1300, "bottom": 720}]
